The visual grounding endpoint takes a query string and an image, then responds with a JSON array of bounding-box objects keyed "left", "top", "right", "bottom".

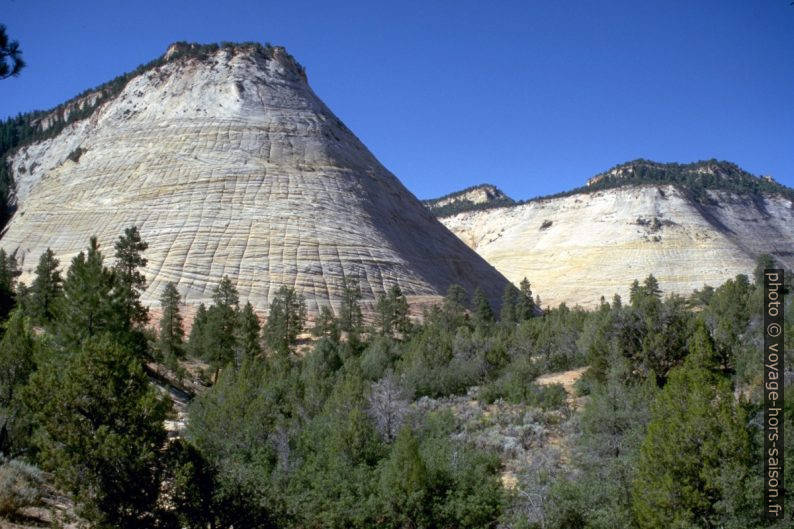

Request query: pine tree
[
  {"left": 204, "top": 277, "right": 240, "bottom": 380},
  {"left": 54, "top": 237, "right": 118, "bottom": 348},
  {"left": 237, "top": 301, "right": 262, "bottom": 363},
  {"left": 158, "top": 282, "right": 184, "bottom": 360},
  {"left": 472, "top": 287, "right": 494, "bottom": 326},
  {"left": 0, "top": 310, "right": 35, "bottom": 455},
  {"left": 500, "top": 284, "right": 518, "bottom": 324},
  {"left": 263, "top": 286, "right": 306, "bottom": 356},
  {"left": 612, "top": 293, "right": 623, "bottom": 311},
  {"left": 375, "top": 285, "right": 411, "bottom": 337},
  {"left": 212, "top": 275, "right": 239, "bottom": 308},
  {"left": 187, "top": 303, "right": 208, "bottom": 358},
  {"left": 632, "top": 323, "right": 751, "bottom": 528},
  {"left": 312, "top": 305, "right": 340, "bottom": 342},
  {"left": 0, "top": 310, "right": 34, "bottom": 406},
  {"left": 0, "top": 25, "right": 25, "bottom": 80},
  {"left": 25, "top": 335, "right": 170, "bottom": 528},
  {"left": 390, "top": 285, "right": 411, "bottom": 335},
  {"left": 629, "top": 279, "right": 641, "bottom": 307},
  {"left": 339, "top": 276, "right": 363, "bottom": 336},
  {"left": 441, "top": 284, "right": 468, "bottom": 330},
  {"left": 516, "top": 277, "right": 535, "bottom": 320},
  {"left": 29, "top": 248, "right": 62, "bottom": 325},
  {"left": 0, "top": 248, "right": 20, "bottom": 320},
  {"left": 643, "top": 274, "right": 662, "bottom": 299},
  {"left": 380, "top": 427, "right": 431, "bottom": 527},
  {"left": 113, "top": 226, "right": 149, "bottom": 329}
]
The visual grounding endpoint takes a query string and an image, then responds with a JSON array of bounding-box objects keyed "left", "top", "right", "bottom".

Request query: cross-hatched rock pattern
[
  {"left": 439, "top": 185, "right": 794, "bottom": 308},
  {"left": 1, "top": 44, "right": 509, "bottom": 315}
]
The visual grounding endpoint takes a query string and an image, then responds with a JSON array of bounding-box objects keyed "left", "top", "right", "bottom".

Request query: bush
[{"left": 0, "top": 458, "right": 45, "bottom": 518}]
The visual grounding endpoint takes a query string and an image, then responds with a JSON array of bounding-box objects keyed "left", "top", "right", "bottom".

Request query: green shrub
[{"left": 0, "top": 458, "right": 45, "bottom": 518}]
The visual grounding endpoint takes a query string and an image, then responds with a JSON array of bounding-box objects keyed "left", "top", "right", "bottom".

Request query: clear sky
[{"left": 2, "top": 0, "right": 793, "bottom": 199}]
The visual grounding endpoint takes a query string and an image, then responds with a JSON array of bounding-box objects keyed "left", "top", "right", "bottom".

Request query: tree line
[{"left": 0, "top": 227, "right": 792, "bottom": 528}]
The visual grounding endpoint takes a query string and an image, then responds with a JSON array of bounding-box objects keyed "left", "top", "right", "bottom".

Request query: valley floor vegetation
[{"left": 0, "top": 226, "right": 792, "bottom": 528}]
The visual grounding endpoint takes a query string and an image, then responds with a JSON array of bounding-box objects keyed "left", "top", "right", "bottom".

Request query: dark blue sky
[{"left": 2, "top": 0, "right": 792, "bottom": 199}]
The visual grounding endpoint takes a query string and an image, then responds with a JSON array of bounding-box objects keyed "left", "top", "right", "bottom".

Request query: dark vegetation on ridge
[
  {"left": 0, "top": 227, "right": 791, "bottom": 528},
  {"left": 428, "top": 159, "right": 794, "bottom": 217},
  {"left": 422, "top": 184, "right": 515, "bottom": 217},
  {"left": 0, "top": 41, "right": 303, "bottom": 230}
]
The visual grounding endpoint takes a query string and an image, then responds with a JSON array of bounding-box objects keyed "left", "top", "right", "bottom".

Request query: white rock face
[
  {"left": 439, "top": 185, "right": 794, "bottom": 308},
  {"left": 1, "top": 45, "right": 508, "bottom": 315}
]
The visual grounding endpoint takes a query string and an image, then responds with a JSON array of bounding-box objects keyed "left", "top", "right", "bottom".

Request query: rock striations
[
  {"left": 436, "top": 177, "right": 794, "bottom": 309},
  {"left": 1, "top": 43, "right": 509, "bottom": 316}
]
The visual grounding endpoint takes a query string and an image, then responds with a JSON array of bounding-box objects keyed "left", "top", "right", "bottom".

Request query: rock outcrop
[
  {"left": 1, "top": 43, "right": 509, "bottom": 316},
  {"left": 437, "top": 184, "right": 794, "bottom": 308},
  {"left": 423, "top": 184, "right": 513, "bottom": 215}
]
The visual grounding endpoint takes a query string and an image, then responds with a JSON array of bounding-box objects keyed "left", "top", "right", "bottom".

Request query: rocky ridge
[
  {"left": 436, "top": 182, "right": 794, "bottom": 308},
  {"left": 423, "top": 184, "right": 514, "bottom": 216}
]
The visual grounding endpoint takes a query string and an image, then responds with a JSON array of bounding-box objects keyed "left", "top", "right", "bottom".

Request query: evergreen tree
[
  {"left": 0, "top": 310, "right": 35, "bottom": 455},
  {"left": 26, "top": 335, "right": 170, "bottom": 528},
  {"left": 442, "top": 284, "right": 468, "bottom": 330},
  {"left": 339, "top": 276, "right": 363, "bottom": 336},
  {"left": 753, "top": 253, "right": 777, "bottom": 286},
  {"left": 0, "top": 247, "right": 20, "bottom": 321},
  {"left": 263, "top": 286, "right": 306, "bottom": 356},
  {"left": 29, "top": 248, "right": 62, "bottom": 325},
  {"left": 375, "top": 285, "right": 411, "bottom": 337},
  {"left": 632, "top": 324, "right": 751, "bottom": 528},
  {"left": 0, "top": 310, "right": 34, "bottom": 407},
  {"left": 612, "top": 293, "right": 623, "bottom": 311},
  {"left": 379, "top": 427, "right": 431, "bottom": 527},
  {"left": 312, "top": 305, "right": 340, "bottom": 342},
  {"left": 629, "top": 279, "right": 641, "bottom": 306},
  {"left": 643, "top": 274, "right": 662, "bottom": 299},
  {"left": 158, "top": 282, "right": 184, "bottom": 360},
  {"left": 113, "top": 226, "right": 149, "bottom": 329},
  {"left": 237, "top": 301, "right": 262, "bottom": 363},
  {"left": 213, "top": 275, "right": 239, "bottom": 308},
  {"left": 472, "top": 287, "right": 494, "bottom": 326},
  {"left": 390, "top": 286, "right": 411, "bottom": 335},
  {"left": 187, "top": 303, "right": 208, "bottom": 358},
  {"left": 500, "top": 283, "right": 518, "bottom": 323},
  {"left": 0, "top": 25, "right": 25, "bottom": 80},
  {"left": 204, "top": 277, "right": 240, "bottom": 380},
  {"left": 516, "top": 277, "right": 535, "bottom": 320},
  {"left": 54, "top": 237, "right": 118, "bottom": 348}
]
